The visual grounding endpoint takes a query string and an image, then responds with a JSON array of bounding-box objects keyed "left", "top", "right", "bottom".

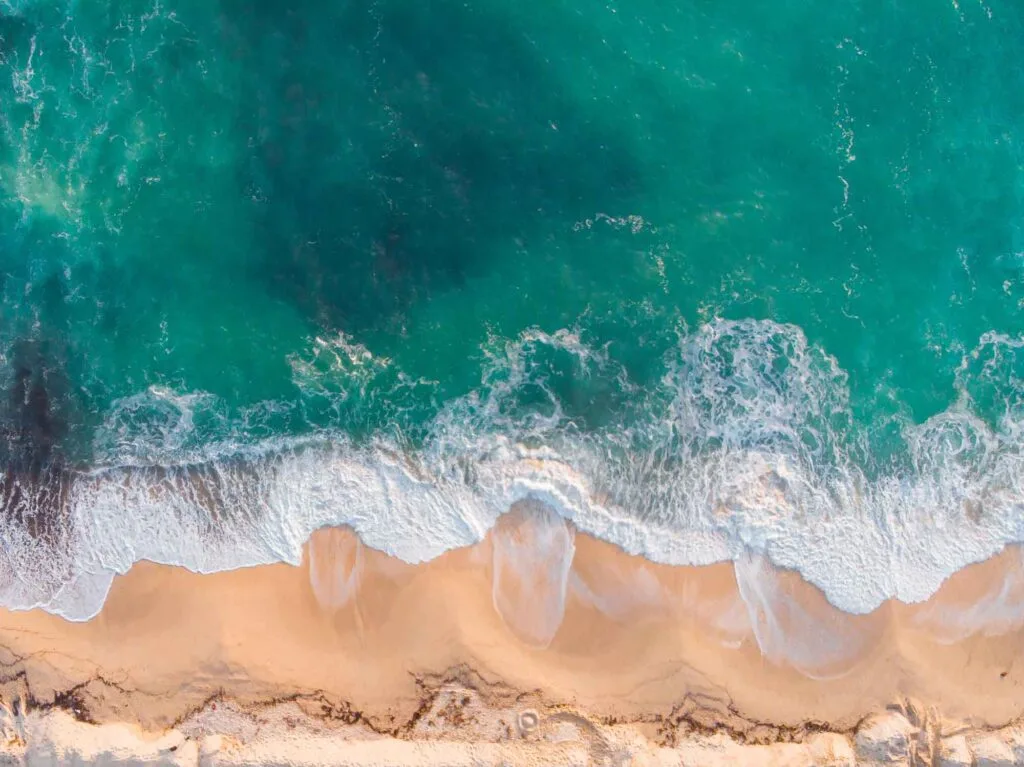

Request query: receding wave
[{"left": 2, "top": 319, "right": 1024, "bottom": 621}]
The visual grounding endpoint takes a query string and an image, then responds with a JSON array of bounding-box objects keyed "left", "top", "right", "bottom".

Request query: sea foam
[{"left": 1, "top": 319, "right": 1024, "bottom": 623}]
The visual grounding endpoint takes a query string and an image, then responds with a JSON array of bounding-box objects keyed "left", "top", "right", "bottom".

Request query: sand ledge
[{"left": 0, "top": 693, "right": 1021, "bottom": 766}]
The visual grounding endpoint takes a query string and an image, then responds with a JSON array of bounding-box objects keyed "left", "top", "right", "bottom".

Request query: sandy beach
[{"left": 1, "top": 501, "right": 1024, "bottom": 765}]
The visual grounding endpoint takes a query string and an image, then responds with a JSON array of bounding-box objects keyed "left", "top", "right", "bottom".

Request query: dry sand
[{"left": 1, "top": 502, "right": 1024, "bottom": 764}]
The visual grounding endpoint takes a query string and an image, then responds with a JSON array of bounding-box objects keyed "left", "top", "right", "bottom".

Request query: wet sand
[{"left": 1, "top": 502, "right": 1023, "bottom": 763}]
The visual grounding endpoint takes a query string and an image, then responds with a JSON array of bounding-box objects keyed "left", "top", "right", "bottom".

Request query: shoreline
[
  {"left": 4, "top": 435, "right": 1018, "bottom": 622},
  {"left": 2, "top": 503, "right": 1024, "bottom": 763}
]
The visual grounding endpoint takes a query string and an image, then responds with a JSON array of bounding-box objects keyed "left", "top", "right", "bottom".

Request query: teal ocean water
[{"left": 1, "top": 0, "right": 1023, "bottom": 619}]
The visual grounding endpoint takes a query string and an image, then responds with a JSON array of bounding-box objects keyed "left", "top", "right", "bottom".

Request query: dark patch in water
[
  {"left": 0, "top": 340, "right": 73, "bottom": 542},
  {"left": 4, "top": 342, "right": 63, "bottom": 472},
  {"left": 227, "top": 0, "right": 646, "bottom": 336}
]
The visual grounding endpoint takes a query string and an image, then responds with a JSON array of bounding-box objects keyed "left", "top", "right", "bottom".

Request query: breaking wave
[{"left": 2, "top": 318, "right": 1024, "bottom": 622}]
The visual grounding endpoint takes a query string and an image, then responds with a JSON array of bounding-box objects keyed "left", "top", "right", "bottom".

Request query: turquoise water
[{"left": 1, "top": 0, "right": 1024, "bottom": 618}]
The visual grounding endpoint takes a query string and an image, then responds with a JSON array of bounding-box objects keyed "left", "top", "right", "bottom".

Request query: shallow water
[{"left": 1, "top": 0, "right": 1023, "bottom": 619}]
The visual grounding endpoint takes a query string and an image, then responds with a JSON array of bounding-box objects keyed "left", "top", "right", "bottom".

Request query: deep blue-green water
[{"left": 1, "top": 0, "right": 1023, "bottom": 619}]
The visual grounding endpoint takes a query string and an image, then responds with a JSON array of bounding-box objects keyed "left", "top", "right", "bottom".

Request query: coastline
[{"left": 2, "top": 504, "right": 1024, "bottom": 764}]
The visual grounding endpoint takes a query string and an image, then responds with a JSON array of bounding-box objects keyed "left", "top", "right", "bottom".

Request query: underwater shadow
[
  {"left": 223, "top": 0, "right": 648, "bottom": 335},
  {"left": 0, "top": 338, "right": 75, "bottom": 544}
]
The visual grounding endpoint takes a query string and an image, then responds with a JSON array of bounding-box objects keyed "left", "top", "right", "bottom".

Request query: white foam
[{"left": 2, "top": 319, "right": 1024, "bottom": 623}]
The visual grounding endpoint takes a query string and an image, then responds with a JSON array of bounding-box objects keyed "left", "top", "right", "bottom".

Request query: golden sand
[{"left": 1, "top": 502, "right": 1023, "bottom": 763}]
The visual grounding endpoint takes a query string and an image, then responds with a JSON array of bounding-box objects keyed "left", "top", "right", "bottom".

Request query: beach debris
[
  {"left": 4, "top": 682, "right": 1024, "bottom": 766},
  {"left": 516, "top": 709, "right": 539, "bottom": 735}
]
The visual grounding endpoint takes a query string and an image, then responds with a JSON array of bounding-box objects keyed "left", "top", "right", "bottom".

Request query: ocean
[{"left": 0, "top": 0, "right": 1023, "bottom": 620}]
